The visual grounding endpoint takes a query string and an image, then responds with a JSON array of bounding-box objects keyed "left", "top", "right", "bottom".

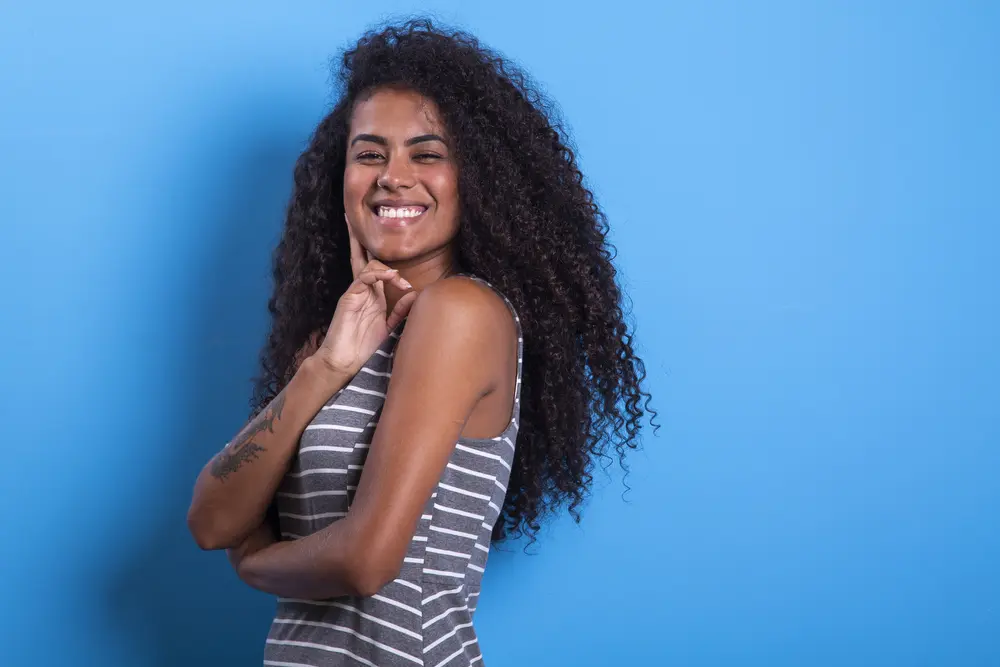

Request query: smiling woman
[
  {"left": 345, "top": 89, "right": 462, "bottom": 265},
  {"left": 186, "top": 17, "right": 656, "bottom": 667}
]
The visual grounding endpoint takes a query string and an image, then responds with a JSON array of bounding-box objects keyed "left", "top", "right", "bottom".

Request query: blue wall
[{"left": 2, "top": 2, "right": 997, "bottom": 665}]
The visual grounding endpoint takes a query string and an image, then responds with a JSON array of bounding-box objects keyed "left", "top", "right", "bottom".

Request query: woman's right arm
[
  {"left": 186, "top": 354, "right": 350, "bottom": 551},
  {"left": 189, "top": 219, "right": 416, "bottom": 551}
]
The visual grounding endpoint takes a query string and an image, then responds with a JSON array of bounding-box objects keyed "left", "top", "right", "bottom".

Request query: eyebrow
[{"left": 350, "top": 133, "right": 447, "bottom": 147}]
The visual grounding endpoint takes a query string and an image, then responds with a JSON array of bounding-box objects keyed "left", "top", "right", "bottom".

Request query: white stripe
[
  {"left": 494, "top": 479, "right": 507, "bottom": 492},
  {"left": 488, "top": 501, "right": 500, "bottom": 513},
  {"left": 422, "top": 568, "right": 465, "bottom": 579},
  {"left": 375, "top": 350, "right": 394, "bottom": 358},
  {"left": 471, "top": 655, "right": 483, "bottom": 665},
  {"left": 277, "top": 490, "right": 347, "bottom": 499},
  {"left": 430, "top": 525, "right": 478, "bottom": 540},
  {"left": 279, "top": 511, "right": 346, "bottom": 521},
  {"left": 426, "top": 546, "right": 471, "bottom": 559},
  {"left": 288, "top": 601, "right": 420, "bottom": 640},
  {"left": 361, "top": 368, "right": 391, "bottom": 377},
  {"left": 304, "top": 424, "right": 365, "bottom": 433},
  {"left": 455, "top": 444, "right": 511, "bottom": 470},
  {"left": 348, "top": 464, "right": 364, "bottom": 470},
  {"left": 404, "top": 557, "right": 424, "bottom": 564},
  {"left": 474, "top": 543, "right": 489, "bottom": 553},
  {"left": 412, "top": 535, "right": 428, "bottom": 542},
  {"left": 322, "top": 404, "right": 376, "bottom": 415},
  {"left": 299, "top": 445, "right": 354, "bottom": 454},
  {"left": 439, "top": 482, "right": 490, "bottom": 501},
  {"left": 433, "top": 638, "right": 479, "bottom": 667},
  {"left": 422, "top": 604, "right": 469, "bottom": 629},
  {"left": 481, "top": 522, "right": 491, "bottom": 530},
  {"left": 424, "top": 621, "right": 474, "bottom": 653},
  {"left": 346, "top": 386, "right": 386, "bottom": 398},
  {"left": 267, "top": 636, "right": 418, "bottom": 666},
  {"left": 372, "top": 593, "right": 421, "bottom": 616},
  {"left": 447, "top": 463, "right": 495, "bottom": 480},
  {"left": 502, "top": 437, "right": 515, "bottom": 451},
  {"left": 264, "top": 661, "right": 316, "bottom": 667},
  {"left": 394, "top": 578, "right": 422, "bottom": 593},
  {"left": 433, "top": 503, "right": 486, "bottom": 521},
  {"left": 421, "top": 514, "right": 433, "bottom": 520},
  {"left": 422, "top": 585, "right": 463, "bottom": 605},
  {"left": 467, "top": 563, "right": 485, "bottom": 573},
  {"left": 354, "top": 442, "right": 370, "bottom": 449},
  {"left": 288, "top": 468, "right": 347, "bottom": 477}
]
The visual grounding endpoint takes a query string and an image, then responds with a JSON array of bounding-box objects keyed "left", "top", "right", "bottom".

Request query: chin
[{"left": 367, "top": 242, "right": 423, "bottom": 264}]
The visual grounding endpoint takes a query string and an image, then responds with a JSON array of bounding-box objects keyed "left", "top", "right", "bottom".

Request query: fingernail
[{"left": 400, "top": 279, "right": 412, "bottom": 289}]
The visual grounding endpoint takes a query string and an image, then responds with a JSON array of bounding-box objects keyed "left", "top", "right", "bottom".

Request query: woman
[{"left": 187, "top": 19, "right": 655, "bottom": 667}]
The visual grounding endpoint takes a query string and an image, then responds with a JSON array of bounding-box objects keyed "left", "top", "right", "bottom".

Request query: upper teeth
[{"left": 378, "top": 206, "right": 424, "bottom": 218}]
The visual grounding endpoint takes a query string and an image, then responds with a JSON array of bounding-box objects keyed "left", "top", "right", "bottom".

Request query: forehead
[{"left": 348, "top": 88, "right": 445, "bottom": 137}]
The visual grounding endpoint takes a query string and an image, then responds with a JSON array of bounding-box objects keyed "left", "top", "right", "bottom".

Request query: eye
[
  {"left": 356, "top": 151, "right": 384, "bottom": 161},
  {"left": 414, "top": 153, "right": 443, "bottom": 162}
]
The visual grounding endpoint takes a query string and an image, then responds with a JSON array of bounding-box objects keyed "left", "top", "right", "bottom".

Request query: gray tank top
[{"left": 264, "top": 274, "right": 522, "bottom": 667}]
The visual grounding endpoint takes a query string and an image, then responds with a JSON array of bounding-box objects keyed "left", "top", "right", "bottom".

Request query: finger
[
  {"left": 358, "top": 261, "right": 412, "bottom": 290},
  {"left": 357, "top": 269, "right": 411, "bottom": 289},
  {"left": 385, "top": 290, "right": 419, "bottom": 330},
  {"left": 342, "top": 269, "right": 397, "bottom": 298},
  {"left": 360, "top": 270, "right": 414, "bottom": 293},
  {"left": 345, "top": 213, "right": 367, "bottom": 279}
]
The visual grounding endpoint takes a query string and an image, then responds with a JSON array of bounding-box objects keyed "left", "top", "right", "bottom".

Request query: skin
[
  {"left": 343, "top": 86, "right": 462, "bottom": 314},
  {"left": 187, "top": 87, "right": 519, "bottom": 598}
]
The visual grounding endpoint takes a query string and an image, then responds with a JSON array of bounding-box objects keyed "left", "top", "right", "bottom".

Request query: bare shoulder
[
  {"left": 411, "top": 275, "right": 511, "bottom": 323},
  {"left": 401, "top": 275, "right": 517, "bottom": 361}
]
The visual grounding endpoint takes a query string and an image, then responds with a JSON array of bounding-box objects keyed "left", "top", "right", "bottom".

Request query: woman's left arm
[{"left": 229, "top": 278, "right": 509, "bottom": 599}]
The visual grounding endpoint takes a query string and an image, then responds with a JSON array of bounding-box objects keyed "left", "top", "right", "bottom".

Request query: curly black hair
[{"left": 251, "top": 18, "right": 657, "bottom": 547}]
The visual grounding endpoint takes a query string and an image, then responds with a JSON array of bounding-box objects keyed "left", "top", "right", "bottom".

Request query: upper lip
[{"left": 371, "top": 200, "right": 429, "bottom": 210}]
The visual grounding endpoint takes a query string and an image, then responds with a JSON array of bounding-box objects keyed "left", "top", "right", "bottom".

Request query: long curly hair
[{"left": 251, "top": 18, "right": 657, "bottom": 546}]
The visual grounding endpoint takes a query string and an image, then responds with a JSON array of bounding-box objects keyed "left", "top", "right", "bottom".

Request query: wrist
[{"left": 298, "top": 355, "right": 352, "bottom": 397}]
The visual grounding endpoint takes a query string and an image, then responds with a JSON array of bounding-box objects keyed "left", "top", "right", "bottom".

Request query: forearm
[
  {"left": 236, "top": 515, "right": 376, "bottom": 600},
  {"left": 188, "top": 357, "right": 350, "bottom": 550}
]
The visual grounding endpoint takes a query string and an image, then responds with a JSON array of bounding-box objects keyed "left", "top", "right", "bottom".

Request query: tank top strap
[{"left": 452, "top": 273, "right": 524, "bottom": 416}]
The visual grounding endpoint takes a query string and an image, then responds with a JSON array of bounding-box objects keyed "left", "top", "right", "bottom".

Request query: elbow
[
  {"left": 350, "top": 564, "right": 399, "bottom": 598},
  {"left": 346, "top": 546, "right": 403, "bottom": 598},
  {"left": 186, "top": 505, "right": 242, "bottom": 551}
]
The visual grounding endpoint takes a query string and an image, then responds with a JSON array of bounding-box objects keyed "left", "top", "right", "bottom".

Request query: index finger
[{"left": 345, "top": 213, "right": 368, "bottom": 279}]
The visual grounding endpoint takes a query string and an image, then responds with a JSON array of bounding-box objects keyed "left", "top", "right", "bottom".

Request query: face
[{"left": 343, "top": 87, "right": 460, "bottom": 265}]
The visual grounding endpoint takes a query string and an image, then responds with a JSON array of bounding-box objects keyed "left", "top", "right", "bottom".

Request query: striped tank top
[{"left": 264, "top": 275, "right": 522, "bottom": 667}]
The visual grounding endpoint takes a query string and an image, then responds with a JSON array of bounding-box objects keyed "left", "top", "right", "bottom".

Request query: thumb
[{"left": 385, "top": 291, "right": 418, "bottom": 331}]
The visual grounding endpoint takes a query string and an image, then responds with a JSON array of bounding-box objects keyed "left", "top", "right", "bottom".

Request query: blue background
[{"left": 2, "top": 1, "right": 997, "bottom": 665}]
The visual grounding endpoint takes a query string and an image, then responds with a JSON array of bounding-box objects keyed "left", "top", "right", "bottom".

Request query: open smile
[{"left": 370, "top": 203, "right": 429, "bottom": 228}]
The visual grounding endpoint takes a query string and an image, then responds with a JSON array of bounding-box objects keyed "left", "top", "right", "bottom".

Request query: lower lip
[{"left": 373, "top": 209, "right": 427, "bottom": 228}]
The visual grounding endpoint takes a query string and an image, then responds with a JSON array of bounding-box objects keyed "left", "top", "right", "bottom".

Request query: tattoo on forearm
[{"left": 210, "top": 392, "right": 288, "bottom": 481}]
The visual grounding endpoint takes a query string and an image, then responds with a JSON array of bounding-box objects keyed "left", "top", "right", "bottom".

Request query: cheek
[
  {"left": 430, "top": 169, "right": 460, "bottom": 214},
  {"left": 343, "top": 167, "right": 369, "bottom": 209}
]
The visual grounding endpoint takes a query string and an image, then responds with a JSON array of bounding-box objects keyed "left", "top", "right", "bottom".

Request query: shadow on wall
[{"left": 102, "top": 95, "right": 318, "bottom": 667}]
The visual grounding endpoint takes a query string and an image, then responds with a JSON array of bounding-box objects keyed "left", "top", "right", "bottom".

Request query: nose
[{"left": 376, "top": 154, "right": 416, "bottom": 190}]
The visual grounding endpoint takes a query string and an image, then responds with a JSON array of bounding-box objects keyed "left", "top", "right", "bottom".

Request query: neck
[{"left": 382, "top": 246, "right": 459, "bottom": 315}]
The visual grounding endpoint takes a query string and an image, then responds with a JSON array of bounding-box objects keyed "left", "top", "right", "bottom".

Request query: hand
[
  {"left": 312, "top": 215, "right": 418, "bottom": 378},
  {"left": 227, "top": 519, "right": 277, "bottom": 575}
]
